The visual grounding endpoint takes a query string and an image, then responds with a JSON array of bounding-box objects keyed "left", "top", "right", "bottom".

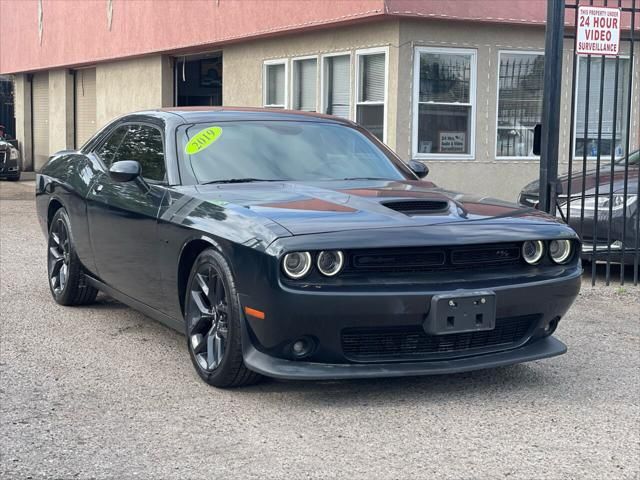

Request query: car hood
[
  {"left": 521, "top": 164, "right": 639, "bottom": 197},
  {"left": 189, "top": 180, "right": 556, "bottom": 236}
]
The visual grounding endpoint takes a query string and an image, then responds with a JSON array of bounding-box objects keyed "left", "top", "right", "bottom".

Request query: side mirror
[
  {"left": 109, "top": 160, "right": 141, "bottom": 182},
  {"left": 408, "top": 160, "right": 429, "bottom": 179},
  {"left": 533, "top": 124, "right": 542, "bottom": 156}
]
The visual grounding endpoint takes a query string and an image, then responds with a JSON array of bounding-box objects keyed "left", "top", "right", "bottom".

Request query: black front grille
[
  {"left": 0, "top": 151, "right": 6, "bottom": 164},
  {"left": 341, "top": 315, "right": 538, "bottom": 361},
  {"left": 451, "top": 245, "right": 520, "bottom": 265},
  {"left": 351, "top": 249, "right": 445, "bottom": 271},
  {"left": 382, "top": 200, "right": 449, "bottom": 215},
  {"left": 346, "top": 243, "right": 523, "bottom": 273}
]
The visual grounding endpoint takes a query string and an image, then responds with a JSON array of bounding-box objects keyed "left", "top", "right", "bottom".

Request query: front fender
[{"left": 36, "top": 153, "right": 102, "bottom": 276}]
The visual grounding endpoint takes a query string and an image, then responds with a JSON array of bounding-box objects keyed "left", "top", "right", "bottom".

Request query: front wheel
[
  {"left": 184, "top": 249, "right": 262, "bottom": 388},
  {"left": 47, "top": 208, "right": 98, "bottom": 306}
]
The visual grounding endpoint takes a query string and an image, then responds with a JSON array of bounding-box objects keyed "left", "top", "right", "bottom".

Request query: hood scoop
[{"left": 382, "top": 200, "right": 450, "bottom": 216}]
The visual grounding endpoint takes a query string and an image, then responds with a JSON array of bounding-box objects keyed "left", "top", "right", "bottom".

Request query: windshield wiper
[{"left": 201, "top": 178, "right": 282, "bottom": 185}]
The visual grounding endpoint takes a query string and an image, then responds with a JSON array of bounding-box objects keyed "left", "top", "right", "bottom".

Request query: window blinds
[
  {"left": 359, "top": 54, "right": 385, "bottom": 103},
  {"left": 576, "top": 57, "right": 630, "bottom": 136},
  {"left": 266, "top": 64, "right": 285, "bottom": 106},
  {"left": 326, "top": 55, "right": 350, "bottom": 118},
  {"left": 295, "top": 59, "right": 317, "bottom": 111}
]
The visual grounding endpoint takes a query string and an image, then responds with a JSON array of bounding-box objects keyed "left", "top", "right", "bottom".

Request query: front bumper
[
  {"left": 243, "top": 335, "right": 567, "bottom": 380},
  {"left": 581, "top": 241, "right": 639, "bottom": 263},
  {"left": 238, "top": 265, "right": 581, "bottom": 379},
  {"left": 0, "top": 150, "right": 20, "bottom": 177}
]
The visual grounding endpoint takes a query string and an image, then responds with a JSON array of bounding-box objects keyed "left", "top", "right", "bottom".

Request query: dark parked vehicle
[
  {"left": 519, "top": 150, "right": 639, "bottom": 263},
  {"left": 0, "top": 128, "right": 21, "bottom": 180},
  {"left": 36, "top": 108, "right": 581, "bottom": 388}
]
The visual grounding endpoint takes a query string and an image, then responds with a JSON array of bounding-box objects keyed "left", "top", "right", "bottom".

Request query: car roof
[{"left": 128, "top": 107, "right": 357, "bottom": 126}]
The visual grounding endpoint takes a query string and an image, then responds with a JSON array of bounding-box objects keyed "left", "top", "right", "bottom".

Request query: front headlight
[
  {"left": 282, "top": 252, "right": 312, "bottom": 279},
  {"left": 9, "top": 147, "right": 19, "bottom": 160},
  {"left": 317, "top": 250, "right": 344, "bottom": 277},
  {"left": 549, "top": 239, "right": 573, "bottom": 264},
  {"left": 564, "top": 194, "right": 638, "bottom": 214},
  {"left": 522, "top": 240, "right": 545, "bottom": 265}
]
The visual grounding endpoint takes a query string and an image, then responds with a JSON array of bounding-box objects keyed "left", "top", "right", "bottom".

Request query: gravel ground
[{"left": 1, "top": 179, "right": 639, "bottom": 479}]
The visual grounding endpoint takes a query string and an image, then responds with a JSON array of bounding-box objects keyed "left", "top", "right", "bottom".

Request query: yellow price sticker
[{"left": 185, "top": 126, "right": 222, "bottom": 155}]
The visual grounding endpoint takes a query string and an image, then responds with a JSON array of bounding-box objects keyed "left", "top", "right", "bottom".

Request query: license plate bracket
[{"left": 424, "top": 291, "right": 496, "bottom": 335}]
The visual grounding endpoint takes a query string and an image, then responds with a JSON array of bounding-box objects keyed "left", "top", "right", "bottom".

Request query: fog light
[
  {"left": 291, "top": 338, "right": 313, "bottom": 359},
  {"left": 522, "top": 240, "right": 544, "bottom": 265},
  {"left": 544, "top": 316, "right": 560, "bottom": 336},
  {"left": 549, "top": 239, "right": 572, "bottom": 264}
]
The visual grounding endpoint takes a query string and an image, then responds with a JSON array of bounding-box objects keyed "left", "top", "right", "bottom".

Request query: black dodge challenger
[{"left": 36, "top": 108, "right": 581, "bottom": 388}]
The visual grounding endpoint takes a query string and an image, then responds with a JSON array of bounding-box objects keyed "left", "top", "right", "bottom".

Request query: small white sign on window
[
  {"left": 576, "top": 6, "right": 621, "bottom": 57},
  {"left": 439, "top": 132, "right": 466, "bottom": 153},
  {"left": 419, "top": 141, "right": 433, "bottom": 154}
]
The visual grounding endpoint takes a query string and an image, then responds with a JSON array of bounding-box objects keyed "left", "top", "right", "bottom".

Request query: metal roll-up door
[
  {"left": 32, "top": 72, "right": 49, "bottom": 170},
  {"left": 75, "top": 68, "right": 96, "bottom": 148}
]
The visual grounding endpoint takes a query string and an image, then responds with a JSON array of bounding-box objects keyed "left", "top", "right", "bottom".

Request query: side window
[
  {"left": 115, "top": 125, "right": 166, "bottom": 182},
  {"left": 95, "top": 125, "right": 128, "bottom": 167}
]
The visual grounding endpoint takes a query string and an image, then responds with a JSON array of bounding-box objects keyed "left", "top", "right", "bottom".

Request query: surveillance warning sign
[{"left": 576, "top": 6, "right": 621, "bottom": 56}]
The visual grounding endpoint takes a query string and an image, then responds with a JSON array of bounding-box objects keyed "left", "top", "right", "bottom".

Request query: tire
[
  {"left": 7, "top": 174, "right": 20, "bottom": 181},
  {"left": 184, "top": 248, "right": 262, "bottom": 388},
  {"left": 47, "top": 208, "right": 98, "bottom": 306}
]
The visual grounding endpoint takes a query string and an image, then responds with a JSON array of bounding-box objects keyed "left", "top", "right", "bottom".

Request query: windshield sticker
[
  {"left": 206, "top": 199, "right": 229, "bottom": 207},
  {"left": 185, "top": 126, "right": 222, "bottom": 155}
]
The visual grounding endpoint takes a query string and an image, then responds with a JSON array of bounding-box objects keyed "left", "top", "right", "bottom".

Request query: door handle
[{"left": 93, "top": 184, "right": 104, "bottom": 194}]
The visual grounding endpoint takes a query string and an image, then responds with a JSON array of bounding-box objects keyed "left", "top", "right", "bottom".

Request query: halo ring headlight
[
  {"left": 549, "top": 239, "right": 572, "bottom": 264},
  {"left": 282, "top": 252, "right": 312, "bottom": 279},
  {"left": 522, "top": 240, "right": 544, "bottom": 265},
  {"left": 317, "top": 250, "right": 344, "bottom": 277}
]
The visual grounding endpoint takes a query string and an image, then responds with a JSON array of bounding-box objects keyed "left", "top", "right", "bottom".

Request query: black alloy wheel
[
  {"left": 46, "top": 208, "right": 98, "bottom": 306},
  {"left": 49, "top": 216, "right": 71, "bottom": 296},
  {"left": 187, "top": 263, "right": 229, "bottom": 372},
  {"left": 185, "top": 249, "right": 261, "bottom": 388}
]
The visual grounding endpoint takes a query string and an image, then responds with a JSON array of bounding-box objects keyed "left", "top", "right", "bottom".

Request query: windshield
[{"left": 177, "top": 121, "right": 409, "bottom": 184}]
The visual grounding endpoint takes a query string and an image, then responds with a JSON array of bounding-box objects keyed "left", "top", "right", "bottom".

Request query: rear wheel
[
  {"left": 185, "top": 249, "right": 261, "bottom": 388},
  {"left": 47, "top": 208, "right": 98, "bottom": 306}
]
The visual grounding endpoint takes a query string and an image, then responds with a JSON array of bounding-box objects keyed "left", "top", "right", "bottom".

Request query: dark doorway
[
  {"left": 0, "top": 75, "right": 16, "bottom": 140},
  {"left": 174, "top": 52, "right": 223, "bottom": 107}
]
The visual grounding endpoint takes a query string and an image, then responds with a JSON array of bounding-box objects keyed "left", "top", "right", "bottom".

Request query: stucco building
[{"left": 0, "top": 0, "right": 638, "bottom": 201}]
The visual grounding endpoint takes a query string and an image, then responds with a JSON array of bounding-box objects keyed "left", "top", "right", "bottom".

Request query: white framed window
[
  {"left": 412, "top": 46, "right": 477, "bottom": 159},
  {"left": 263, "top": 59, "right": 288, "bottom": 108},
  {"left": 573, "top": 55, "right": 632, "bottom": 159},
  {"left": 355, "top": 47, "right": 388, "bottom": 142},
  {"left": 495, "top": 51, "right": 545, "bottom": 159},
  {"left": 291, "top": 56, "right": 318, "bottom": 112},
  {"left": 321, "top": 52, "right": 351, "bottom": 119}
]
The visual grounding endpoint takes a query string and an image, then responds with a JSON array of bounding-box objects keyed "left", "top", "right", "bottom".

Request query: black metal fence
[
  {"left": 497, "top": 56, "right": 544, "bottom": 157},
  {"left": 551, "top": 0, "right": 639, "bottom": 286}
]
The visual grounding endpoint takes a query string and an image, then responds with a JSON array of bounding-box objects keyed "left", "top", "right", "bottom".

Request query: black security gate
[{"left": 540, "top": 0, "right": 639, "bottom": 286}]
